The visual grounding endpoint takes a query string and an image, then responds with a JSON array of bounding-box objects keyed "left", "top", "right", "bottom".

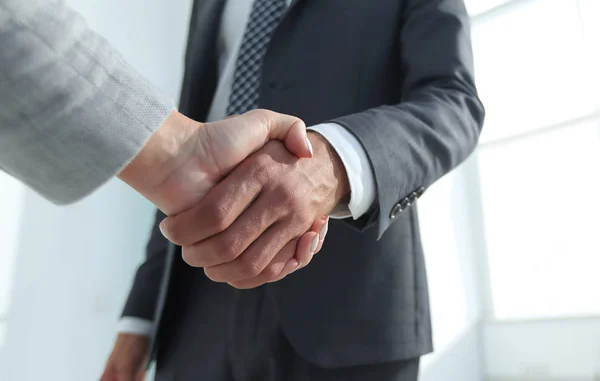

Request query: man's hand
[
  {"left": 118, "top": 109, "right": 311, "bottom": 215},
  {"left": 99, "top": 334, "right": 148, "bottom": 381},
  {"left": 160, "top": 132, "right": 349, "bottom": 288}
]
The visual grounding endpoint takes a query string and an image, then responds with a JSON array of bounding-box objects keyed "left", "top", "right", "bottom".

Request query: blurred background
[{"left": 0, "top": 0, "right": 599, "bottom": 380}]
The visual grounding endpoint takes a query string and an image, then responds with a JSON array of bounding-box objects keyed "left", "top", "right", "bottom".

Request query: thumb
[{"left": 262, "top": 111, "right": 312, "bottom": 159}]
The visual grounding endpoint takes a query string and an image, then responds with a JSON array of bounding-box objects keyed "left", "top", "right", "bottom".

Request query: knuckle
[
  {"left": 251, "top": 155, "right": 274, "bottom": 182},
  {"left": 263, "top": 264, "right": 281, "bottom": 281},
  {"left": 248, "top": 108, "right": 267, "bottom": 118},
  {"left": 245, "top": 109, "right": 272, "bottom": 135},
  {"left": 252, "top": 108, "right": 271, "bottom": 124},
  {"left": 239, "top": 259, "right": 262, "bottom": 279},
  {"left": 215, "top": 238, "right": 242, "bottom": 263},
  {"left": 181, "top": 246, "right": 200, "bottom": 267},
  {"left": 253, "top": 153, "right": 271, "bottom": 169},
  {"left": 273, "top": 184, "right": 295, "bottom": 206},
  {"left": 290, "top": 209, "right": 311, "bottom": 227},
  {"left": 205, "top": 202, "right": 231, "bottom": 232}
]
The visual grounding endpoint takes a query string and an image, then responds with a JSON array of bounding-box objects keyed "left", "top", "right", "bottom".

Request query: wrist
[
  {"left": 118, "top": 111, "right": 198, "bottom": 192},
  {"left": 112, "top": 333, "right": 149, "bottom": 361},
  {"left": 116, "top": 332, "right": 149, "bottom": 342},
  {"left": 307, "top": 132, "right": 350, "bottom": 205},
  {"left": 118, "top": 111, "right": 211, "bottom": 214}
]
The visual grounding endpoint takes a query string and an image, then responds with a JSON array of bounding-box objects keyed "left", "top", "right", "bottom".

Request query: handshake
[{"left": 119, "top": 109, "right": 350, "bottom": 289}]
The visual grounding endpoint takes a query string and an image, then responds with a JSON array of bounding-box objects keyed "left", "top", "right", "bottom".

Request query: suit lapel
[
  {"left": 286, "top": 0, "right": 307, "bottom": 17},
  {"left": 288, "top": 0, "right": 306, "bottom": 10},
  {"left": 178, "top": 0, "right": 226, "bottom": 118},
  {"left": 186, "top": 0, "right": 226, "bottom": 57},
  {"left": 274, "top": 0, "right": 307, "bottom": 40}
]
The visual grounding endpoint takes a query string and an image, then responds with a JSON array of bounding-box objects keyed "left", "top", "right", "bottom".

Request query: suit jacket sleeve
[
  {"left": 0, "top": 0, "right": 173, "bottom": 204},
  {"left": 121, "top": 209, "right": 169, "bottom": 321},
  {"left": 331, "top": 0, "right": 485, "bottom": 238}
]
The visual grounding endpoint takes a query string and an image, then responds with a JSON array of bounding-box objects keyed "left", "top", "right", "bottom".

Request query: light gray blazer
[{"left": 0, "top": 0, "right": 172, "bottom": 203}]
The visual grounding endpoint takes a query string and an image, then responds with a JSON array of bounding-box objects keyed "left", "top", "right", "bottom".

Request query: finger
[
  {"left": 228, "top": 239, "right": 300, "bottom": 289},
  {"left": 182, "top": 193, "right": 279, "bottom": 268},
  {"left": 271, "top": 217, "right": 326, "bottom": 282},
  {"left": 271, "top": 251, "right": 302, "bottom": 282},
  {"left": 228, "top": 216, "right": 326, "bottom": 289},
  {"left": 159, "top": 166, "right": 264, "bottom": 247},
  {"left": 293, "top": 218, "right": 324, "bottom": 267},
  {"left": 294, "top": 229, "right": 320, "bottom": 270},
  {"left": 247, "top": 109, "right": 311, "bottom": 159},
  {"left": 204, "top": 220, "right": 298, "bottom": 283},
  {"left": 314, "top": 217, "right": 329, "bottom": 254},
  {"left": 282, "top": 117, "right": 312, "bottom": 158},
  {"left": 314, "top": 233, "right": 325, "bottom": 254}
]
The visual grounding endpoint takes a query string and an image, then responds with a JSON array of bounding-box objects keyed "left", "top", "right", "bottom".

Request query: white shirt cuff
[
  {"left": 308, "top": 123, "right": 376, "bottom": 220},
  {"left": 117, "top": 317, "right": 153, "bottom": 337}
]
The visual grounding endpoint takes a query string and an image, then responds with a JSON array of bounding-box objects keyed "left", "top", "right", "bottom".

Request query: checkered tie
[{"left": 226, "top": 0, "right": 288, "bottom": 116}]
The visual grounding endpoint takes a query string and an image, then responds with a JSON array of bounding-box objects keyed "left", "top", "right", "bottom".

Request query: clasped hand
[{"left": 126, "top": 109, "right": 349, "bottom": 289}]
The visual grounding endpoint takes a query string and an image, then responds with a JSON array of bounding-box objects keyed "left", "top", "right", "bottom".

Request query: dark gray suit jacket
[{"left": 122, "top": 0, "right": 485, "bottom": 368}]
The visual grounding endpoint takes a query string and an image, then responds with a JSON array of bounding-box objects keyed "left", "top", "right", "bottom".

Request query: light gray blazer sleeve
[{"left": 0, "top": 0, "right": 174, "bottom": 204}]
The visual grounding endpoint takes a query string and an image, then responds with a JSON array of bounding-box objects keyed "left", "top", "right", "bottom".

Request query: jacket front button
[{"left": 415, "top": 187, "right": 426, "bottom": 198}]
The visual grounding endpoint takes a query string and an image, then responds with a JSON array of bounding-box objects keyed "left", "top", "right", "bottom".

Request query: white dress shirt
[{"left": 118, "top": 0, "right": 376, "bottom": 336}]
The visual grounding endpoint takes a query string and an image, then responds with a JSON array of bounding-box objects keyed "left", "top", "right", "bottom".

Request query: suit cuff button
[
  {"left": 390, "top": 198, "right": 411, "bottom": 219},
  {"left": 390, "top": 203, "right": 403, "bottom": 220},
  {"left": 399, "top": 198, "right": 411, "bottom": 210},
  {"left": 408, "top": 192, "right": 419, "bottom": 203}
]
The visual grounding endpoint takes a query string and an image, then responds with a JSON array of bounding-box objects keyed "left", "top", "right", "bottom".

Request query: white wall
[
  {"left": 0, "top": 1, "right": 192, "bottom": 380},
  {"left": 420, "top": 326, "right": 484, "bottom": 381},
  {"left": 0, "top": 174, "right": 25, "bottom": 346},
  {"left": 0, "top": 183, "right": 155, "bottom": 380},
  {"left": 418, "top": 155, "right": 488, "bottom": 381},
  {"left": 484, "top": 318, "right": 600, "bottom": 381}
]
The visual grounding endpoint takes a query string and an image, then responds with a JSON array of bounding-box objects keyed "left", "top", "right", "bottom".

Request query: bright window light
[
  {"left": 478, "top": 119, "right": 600, "bottom": 320},
  {"left": 465, "top": 0, "right": 514, "bottom": 16},
  {"left": 472, "top": 0, "right": 599, "bottom": 144}
]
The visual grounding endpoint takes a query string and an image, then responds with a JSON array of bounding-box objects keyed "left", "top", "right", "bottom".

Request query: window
[
  {"left": 465, "top": 0, "right": 514, "bottom": 16},
  {"left": 471, "top": 0, "right": 600, "bottom": 320}
]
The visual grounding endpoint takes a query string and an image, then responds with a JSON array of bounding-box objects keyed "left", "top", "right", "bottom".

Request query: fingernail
[
  {"left": 305, "top": 137, "right": 313, "bottom": 157},
  {"left": 319, "top": 222, "right": 329, "bottom": 240},
  {"left": 310, "top": 236, "right": 319, "bottom": 254},
  {"left": 159, "top": 220, "right": 170, "bottom": 241}
]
